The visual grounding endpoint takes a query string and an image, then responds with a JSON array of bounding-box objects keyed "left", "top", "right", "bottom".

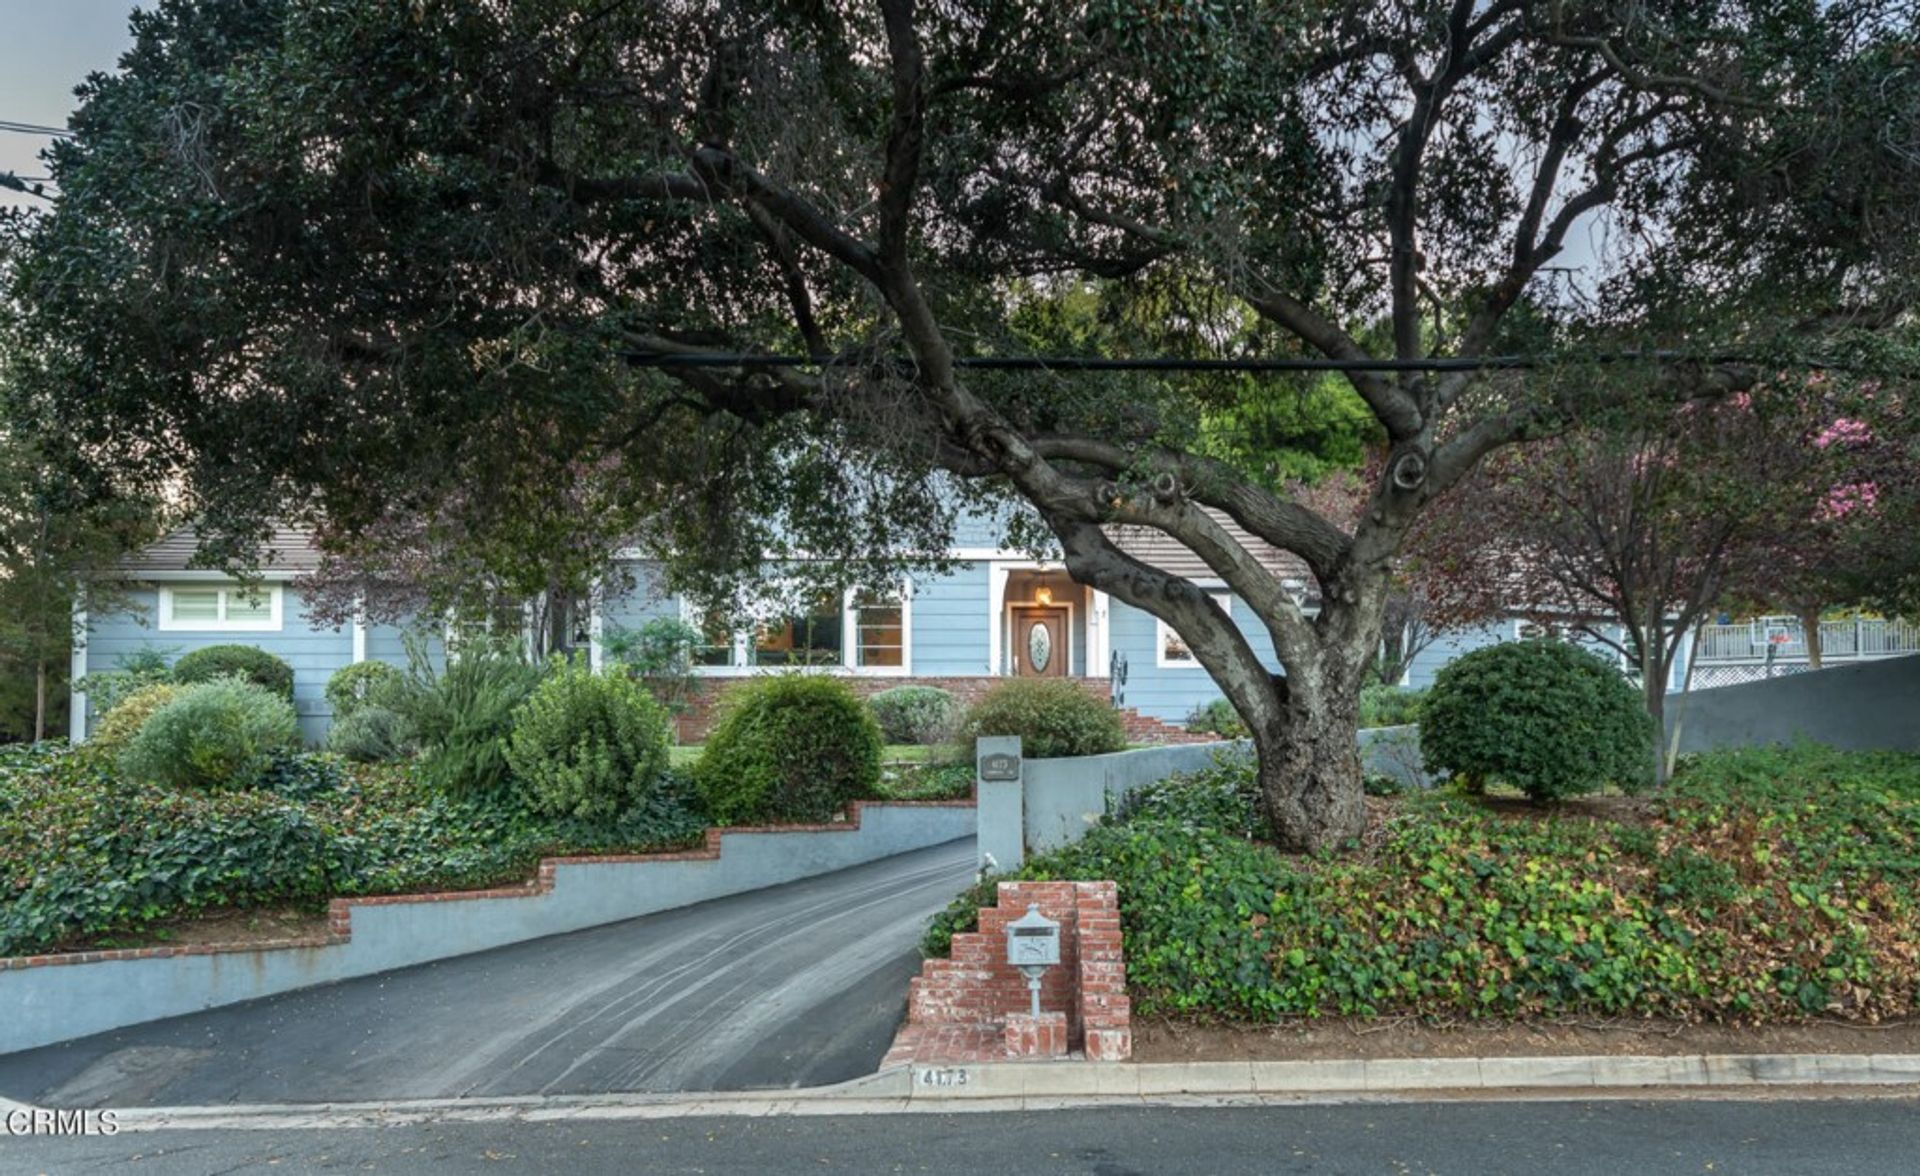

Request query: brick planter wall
[{"left": 885, "top": 879, "right": 1131, "bottom": 1065}]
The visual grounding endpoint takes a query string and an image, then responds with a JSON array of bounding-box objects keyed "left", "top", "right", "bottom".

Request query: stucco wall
[
  {"left": 1665, "top": 654, "right": 1920, "bottom": 756},
  {"left": 0, "top": 803, "right": 974, "bottom": 1057}
]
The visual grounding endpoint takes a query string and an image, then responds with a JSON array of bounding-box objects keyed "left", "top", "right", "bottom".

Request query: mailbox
[
  {"left": 1006, "top": 904, "right": 1060, "bottom": 967},
  {"left": 1006, "top": 903, "right": 1060, "bottom": 1018},
  {"left": 979, "top": 752, "right": 1021, "bottom": 782}
]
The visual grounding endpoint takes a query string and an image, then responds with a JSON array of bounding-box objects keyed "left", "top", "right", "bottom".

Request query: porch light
[{"left": 1034, "top": 586, "right": 1053, "bottom": 606}]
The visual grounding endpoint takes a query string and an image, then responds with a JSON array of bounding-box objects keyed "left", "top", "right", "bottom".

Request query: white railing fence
[{"left": 1694, "top": 617, "right": 1920, "bottom": 664}]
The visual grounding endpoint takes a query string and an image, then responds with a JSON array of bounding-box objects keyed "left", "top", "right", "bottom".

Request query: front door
[{"left": 1011, "top": 607, "right": 1069, "bottom": 678}]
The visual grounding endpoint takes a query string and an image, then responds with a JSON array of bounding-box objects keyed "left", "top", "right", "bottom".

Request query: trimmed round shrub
[
  {"left": 326, "top": 705, "right": 412, "bottom": 764},
  {"left": 506, "top": 660, "right": 672, "bottom": 821},
  {"left": 325, "top": 661, "right": 406, "bottom": 721},
  {"left": 1184, "top": 697, "right": 1247, "bottom": 739},
  {"left": 172, "top": 644, "right": 296, "bottom": 702},
  {"left": 119, "top": 679, "right": 302, "bottom": 790},
  {"left": 1421, "top": 638, "right": 1655, "bottom": 802},
  {"left": 867, "top": 685, "right": 960, "bottom": 745},
  {"left": 958, "top": 679, "right": 1127, "bottom": 759},
  {"left": 696, "top": 675, "right": 883, "bottom": 825},
  {"left": 89, "top": 682, "right": 187, "bottom": 756}
]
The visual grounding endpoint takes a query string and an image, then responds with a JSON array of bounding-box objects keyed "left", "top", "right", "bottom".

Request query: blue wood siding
[
  {"left": 598, "top": 561, "right": 678, "bottom": 635},
  {"left": 85, "top": 584, "right": 353, "bottom": 744},
  {"left": 911, "top": 563, "right": 991, "bottom": 675},
  {"left": 1107, "top": 597, "right": 1283, "bottom": 722}
]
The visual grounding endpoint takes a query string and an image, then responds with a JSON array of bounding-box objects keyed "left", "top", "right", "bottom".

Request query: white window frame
[
  {"left": 157, "top": 583, "right": 285, "bottom": 633},
  {"left": 1156, "top": 593, "right": 1231, "bottom": 669},
  {"left": 681, "top": 580, "right": 913, "bottom": 677}
]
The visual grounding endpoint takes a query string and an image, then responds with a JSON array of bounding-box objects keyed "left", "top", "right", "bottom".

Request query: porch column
[
  {"left": 987, "top": 562, "right": 1011, "bottom": 675},
  {"left": 69, "top": 596, "right": 88, "bottom": 744},
  {"left": 1087, "top": 588, "right": 1110, "bottom": 677}
]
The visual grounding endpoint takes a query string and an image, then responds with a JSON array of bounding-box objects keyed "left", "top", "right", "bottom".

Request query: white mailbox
[{"left": 1005, "top": 904, "right": 1060, "bottom": 1018}]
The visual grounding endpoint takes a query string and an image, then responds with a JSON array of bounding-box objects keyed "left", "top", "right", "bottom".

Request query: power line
[
  {"left": 621, "top": 349, "right": 1827, "bottom": 374},
  {"left": 0, "top": 119, "right": 73, "bottom": 138}
]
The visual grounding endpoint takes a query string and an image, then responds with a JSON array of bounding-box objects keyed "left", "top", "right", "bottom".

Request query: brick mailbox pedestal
[{"left": 885, "top": 880, "right": 1131, "bottom": 1065}]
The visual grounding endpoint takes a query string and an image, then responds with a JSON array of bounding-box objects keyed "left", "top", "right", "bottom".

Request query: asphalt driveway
[{"left": 0, "top": 838, "right": 976, "bottom": 1107}]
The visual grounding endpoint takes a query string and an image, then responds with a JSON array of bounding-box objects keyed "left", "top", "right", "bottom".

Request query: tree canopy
[{"left": 7, "top": 0, "right": 1917, "bottom": 844}]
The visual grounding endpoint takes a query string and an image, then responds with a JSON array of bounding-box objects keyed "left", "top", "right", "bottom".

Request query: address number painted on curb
[{"left": 919, "top": 1068, "right": 970, "bottom": 1087}]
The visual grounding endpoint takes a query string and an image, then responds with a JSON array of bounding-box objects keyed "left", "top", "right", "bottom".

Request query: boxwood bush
[
  {"left": 1421, "top": 638, "right": 1653, "bottom": 801},
  {"left": 1184, "top": 698, "right": 1247, "bottom": 739},
  {"left": 88, "top": 682, "right": 187, "bottom": 756},
  {"left": 324, "top": 661, "right": 406, "bottom": 720},
  {"left": 958, "top": 679, "right": 1127, "bottom": 759},
  {"left": 867, "top": 685, "right": 960, "bottom": 745},
  {"left": 696, "top": 675, "right": 883, "bottom": 824},
  {"left": 1357, "top": 684, "right": 1426, "bottom": 729},
  {"left": 506, "top": 659, "right": 672, "bottom": 821},
  {"left": 172, "top": 644, "right": 296, "bottom": 702},
  {"left": 119, "top": 679, "right": 302, "bottom": 790}
]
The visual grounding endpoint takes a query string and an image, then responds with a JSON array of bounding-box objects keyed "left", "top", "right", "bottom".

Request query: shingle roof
[
  {"left": 1106, "top": 508, "right": 1314, "bottom": 589},
  {"left": 117, "top": 525, "right": 325, "bottom": 575}
]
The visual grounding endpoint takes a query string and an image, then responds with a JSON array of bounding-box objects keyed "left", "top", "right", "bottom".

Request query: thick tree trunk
[{"left": 1250, "top": 689, "right": 1368, "bottom": 852}]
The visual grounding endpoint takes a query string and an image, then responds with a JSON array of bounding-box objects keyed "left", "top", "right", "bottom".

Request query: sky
[{"left": 0, "top": 0, "right": 137, "bottom": 212}]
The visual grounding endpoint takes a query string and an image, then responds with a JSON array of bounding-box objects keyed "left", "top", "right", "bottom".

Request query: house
[{"left": 76, "top": 508, "right": 1807, "bottom": 744}]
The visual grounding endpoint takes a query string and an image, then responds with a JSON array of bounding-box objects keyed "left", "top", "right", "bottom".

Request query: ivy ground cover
[{"left": 927, "top": 744, "right": 1920, "bottom": 1024}]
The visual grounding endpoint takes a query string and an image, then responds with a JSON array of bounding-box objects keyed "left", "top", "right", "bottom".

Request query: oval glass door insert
[{"left": 1027, "top": 621, "right": 1053, "bottom": 672}]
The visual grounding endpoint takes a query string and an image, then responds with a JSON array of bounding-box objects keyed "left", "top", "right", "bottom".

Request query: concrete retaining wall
[
  {"left": 1359, "top": 724, "right": 1433, "bottom": 790},
  {"left": 1666, "top": 655, "right": 1920, "bottom": 756},
  {"left": 1022, "top": 742, "right": 1245, "bottom": 856},
  {"left": 0, "top": 801, "right": 973, "bottom": 1057}
]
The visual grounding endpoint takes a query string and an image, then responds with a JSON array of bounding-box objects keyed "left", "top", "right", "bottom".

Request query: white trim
[
  {"left": 1156, "top": 593, "right": 1232, "bottom": 669},
  {"left": 128, "top": 569, "right": 302, "bottom": 583},
  {"left": 1088, "top": 588, "right": 1110, "bottom": 676},
  {"left": 350, "top": 594, "right": 367, "bottom": 664},
  {"left": 1006, "top": 598, "right": 1075, "bottom": 678},
  {"left": 69, "top": 596, "right": 88, "bottom": 744},
  {"left": 986, "top": 562, "right": 1011, "bottom": 675},
  {"left": 155, "top": 583, "right": 285, "bottom": 633},
  {"left": 588, "top": 580, "right": 605, "bottom": 672}
]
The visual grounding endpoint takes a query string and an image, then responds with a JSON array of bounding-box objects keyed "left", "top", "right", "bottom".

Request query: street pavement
[
  {"left": 0, "top": 838, "right": 976, "bottom": 1107},
  {"left": 8, "top": 1097, "right": 1920, "bottom": 1174}
]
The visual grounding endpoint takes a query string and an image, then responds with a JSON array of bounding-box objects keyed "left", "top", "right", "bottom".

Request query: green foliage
[
  {"left": 505, "top": 658, "right": 671, "bottom": 821},
  {"left": 118, "top": 679, "right": 301, "bottom": 790},
  {"left": 73, "top": 646, "right": 175, "bottom": 720},
  {"left": 872, "top": 759, "right": 974, "bottom": 802},
  {"left": 0, "top": 745, "right": 711, "bottom": 956},
  {"left": 1358, "top": 685, "right": 1426, "bottom": 730},
  {"left": 387, "top": 639, "right": 543, "bottom": 796},
  {"left": 324, "top": 661, "right": 406, "bottom": 721},
  {"left": 325, "top": 706, "right": 412, "bottom": 764},
  {"left": 1183, "top": 697, "right": 1246, "bottom": 739},
  {"left": 695, "top": 675, "right": 883, "bottom": 824},
  {"left": 866, "top": 685, "right": 960, "bottom": 745},
  {"left": 601, "top": 618, "right": 705, "bottom": 720},
  {"left": 1112, "top": 748, "right": 1266, "bottom": 839},
  {"left": 88, "top": 682, "right": 186, "bottom": 756},
  {"left": 172, "top": 644, "right": 296, "bottom": 702},
  {"left": 1421, "top": 640, "right": 1653, "bottom": 802},
  {"left": 924, "top": 745, "right": 1920, "bottom": 1023},
  {"left": 958, "top": 679, "right": 1127, "bottom": 759}
]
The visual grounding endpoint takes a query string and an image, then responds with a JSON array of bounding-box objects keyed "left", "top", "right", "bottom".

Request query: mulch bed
[{"left": 1134, "top": 1015, "right": 1920, "bottom": 1062}]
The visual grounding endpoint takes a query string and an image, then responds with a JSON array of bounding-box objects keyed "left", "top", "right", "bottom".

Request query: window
[
  {"left": 158, "top": 584, "right": 284, "bottom": 632},
  {"left": 755, "top": 596, "right": 844, "bottom": 667},
  {"left": 853, "top": 592, "right": 905, "bottom": 668},
  {"left": 680, "top": 582, "right": 912, "bottom": 674},
  {"left": 1157, "top": 594, "right": 1230, "bottom": 668}
]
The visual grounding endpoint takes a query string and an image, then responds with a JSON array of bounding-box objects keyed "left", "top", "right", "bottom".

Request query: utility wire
[
  {"left": 0, "top": 120, "right": 74, "bottom": 138},
  {"left": 621, "top": 349, "right": 1828, "bottom": 374}
]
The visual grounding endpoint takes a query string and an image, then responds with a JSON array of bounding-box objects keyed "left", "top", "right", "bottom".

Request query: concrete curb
[
  {"left": 60, "top": 1054, "right": 1920, "bottom": 1132},
  {"left": 902, "top": 1053, "right": 1920, "bottom": 1100}
]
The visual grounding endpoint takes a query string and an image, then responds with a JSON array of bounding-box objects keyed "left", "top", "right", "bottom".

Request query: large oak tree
[{"left": 8, "top": 0, "right": 1917, "bottom": 847}]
